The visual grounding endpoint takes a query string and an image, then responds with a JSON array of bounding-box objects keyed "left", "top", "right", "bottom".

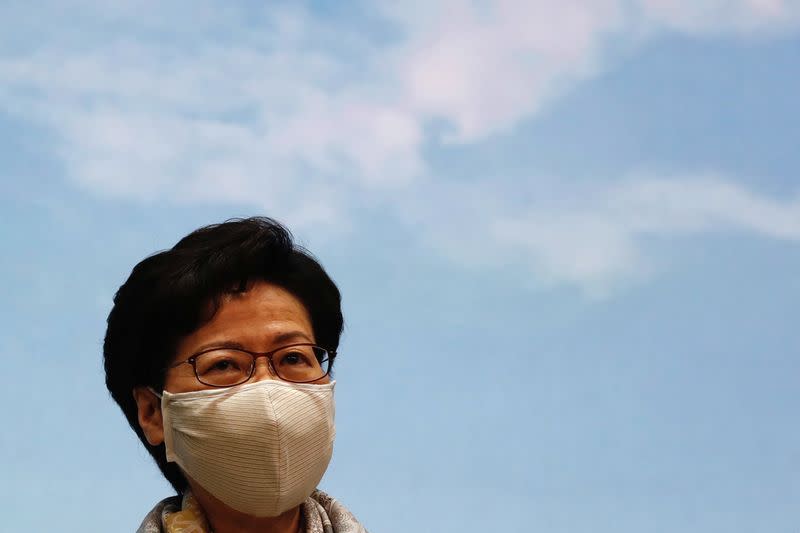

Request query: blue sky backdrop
[{"left": 1, "top": 1, "right": 799, "bottom": 532}]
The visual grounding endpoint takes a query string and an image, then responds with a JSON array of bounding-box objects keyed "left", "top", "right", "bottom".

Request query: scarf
[{"left": 137, "top": 489, "right": 368, "bottom": 533}]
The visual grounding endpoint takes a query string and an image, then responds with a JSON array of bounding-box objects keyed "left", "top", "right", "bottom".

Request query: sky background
[{"left": 1, "top": 1, "right": 799, "bottom": 532}]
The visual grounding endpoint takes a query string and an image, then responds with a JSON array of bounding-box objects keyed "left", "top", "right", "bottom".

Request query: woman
[{"left": 104, "top": 217, "right": 368, "bottom": 533}]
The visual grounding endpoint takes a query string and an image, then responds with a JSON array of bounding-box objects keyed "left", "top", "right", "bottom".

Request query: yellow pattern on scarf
[{"left": 163, "top": 492, "right": 211, "bottom": 533}]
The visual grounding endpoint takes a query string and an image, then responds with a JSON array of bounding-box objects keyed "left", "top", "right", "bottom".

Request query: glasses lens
[
  {"left": 194, "top": 349, "right": 254, "bottom": 387},
  {"left": 272, "top": 345, "right": 330, "bottom": 383}
]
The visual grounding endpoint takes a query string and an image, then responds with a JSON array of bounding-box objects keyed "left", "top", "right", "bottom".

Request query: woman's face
[{"left": 163, "top": 280, "right": 326, "bottom": 393}]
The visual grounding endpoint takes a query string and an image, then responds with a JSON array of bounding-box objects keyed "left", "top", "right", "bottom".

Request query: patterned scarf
[{"left": 137, "top": 490, "right": 368, "bottom": 533}]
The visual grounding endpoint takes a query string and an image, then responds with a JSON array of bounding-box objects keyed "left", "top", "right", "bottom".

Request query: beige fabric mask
[{"left": 159, "top": 379, "right": 336, "bottom": 517}]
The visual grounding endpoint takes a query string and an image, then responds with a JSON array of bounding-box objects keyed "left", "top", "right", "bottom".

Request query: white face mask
[{"left": 158, "top": 379, "right": 335, "bottom": 517}]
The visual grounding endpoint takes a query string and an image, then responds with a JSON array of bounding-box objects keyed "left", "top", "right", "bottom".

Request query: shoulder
[
  {"left": 136, "top": 495, "right": 182, "bottom": 533},
  {"left": 308, "top": 490, "right": 368, "bottom": 533}
]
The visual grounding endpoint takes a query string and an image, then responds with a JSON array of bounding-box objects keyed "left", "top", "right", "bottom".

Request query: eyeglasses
[{"left": 169, "top": 343, "right": 335, "bottom": 387}]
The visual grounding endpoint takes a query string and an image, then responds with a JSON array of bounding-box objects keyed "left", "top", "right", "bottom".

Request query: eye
[
  {"left": 279, "top": 350, "right": 310, "bottom": 366},
  {"left": 195, "top": 350, "right": 251, "bottom": 376},
  {"left": 211, "top": 359, "right": 238, "bottom": 371}
]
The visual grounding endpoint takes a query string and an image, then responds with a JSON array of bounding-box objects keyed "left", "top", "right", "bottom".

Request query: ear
[{"left": 133, "top": 387, "right": 165, "bottom": 446}]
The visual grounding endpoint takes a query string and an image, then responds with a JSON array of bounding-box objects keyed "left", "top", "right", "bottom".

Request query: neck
[{"left": 188, "top": 480, "right": 302, "bottom": 533}]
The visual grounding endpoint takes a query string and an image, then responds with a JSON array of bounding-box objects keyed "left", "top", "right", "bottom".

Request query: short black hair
[{"left": 103, "top": 217, "right": 343, "bottom": 493}]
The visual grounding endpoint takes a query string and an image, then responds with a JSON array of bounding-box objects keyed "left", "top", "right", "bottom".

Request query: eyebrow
[
  {"left": 189, "top": 331, "right": 315, "bottom": 355},
  {"left": 272, "top": 331, "right": 315, "bottom": 345}
]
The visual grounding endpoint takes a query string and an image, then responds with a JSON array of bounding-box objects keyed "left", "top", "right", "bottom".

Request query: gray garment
[{"left": 137, "top": 490, "right": 368, "bottom": 533}]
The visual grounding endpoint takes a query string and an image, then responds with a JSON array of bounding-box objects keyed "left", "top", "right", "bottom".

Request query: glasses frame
[{"left": 169, "top": 342, "right": 336, "bottom": 387}]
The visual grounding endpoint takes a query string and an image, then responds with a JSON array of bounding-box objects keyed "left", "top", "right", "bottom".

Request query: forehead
[{"left": 173, "top": 281, "right": 313, "bottom": 360}]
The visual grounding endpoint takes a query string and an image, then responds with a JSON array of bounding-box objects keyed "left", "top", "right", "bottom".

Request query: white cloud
[
  {"left": 636, "top": 0, "right": 800, "bottom": 34},
  {"left": 495, "top": 177, "right": 800, "bottom": 290},
  {"left": 390, "top": 0, "right": 626, "bottom": 141},
  {"left": 0, "top": 1, "right": 798, "bottom": 290},
  {"left": 400, "top": 176, "right": 800, "bottom": 294}
]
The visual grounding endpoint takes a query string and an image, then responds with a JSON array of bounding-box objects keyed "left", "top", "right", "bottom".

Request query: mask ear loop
[{"left": 148, "top": 387, "right": 163, "bottom": 399}]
